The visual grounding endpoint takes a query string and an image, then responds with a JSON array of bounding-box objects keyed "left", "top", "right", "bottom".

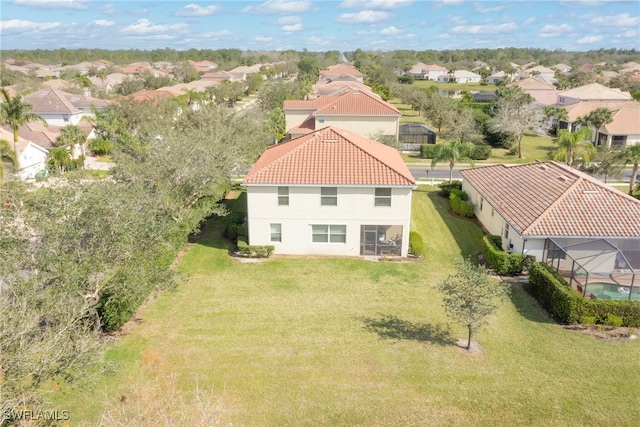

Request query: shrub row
[
  {"left": 527, "top": 262, "right": 640, "bottom": 327},
  {"left": 449, "top": 189, "right": 475, "bottom": 218},
  {"left": 420, "top": 143, "right": 492, "bottom": 160},
  {"left": 437, "top": 180, "right": 462, "bottom": 197},
  {"left": 482, "top": 235, "right": 533, "bottom": 276},
  {"left": 236, "top": 236, "right": 274, "bottom": 258},
  {"left": 409, "top": 231, "right": 424, "bottom": 257}
]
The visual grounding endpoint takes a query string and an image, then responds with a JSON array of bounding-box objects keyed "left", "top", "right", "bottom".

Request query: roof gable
[
  {"left": 460, "top": 161, "right": 640, "bottom": 238},
  {"left": 312, "top": 90, "right": 400, "bottom": 116},
  {"left": 243, "top": 127, "right": 415, "bottom": 187},
  {"left": 25, "top": 89, "right": 81, "bottom": 115},
  {"left": 558, "top": 83, "right": 632, "bottom": 101}
]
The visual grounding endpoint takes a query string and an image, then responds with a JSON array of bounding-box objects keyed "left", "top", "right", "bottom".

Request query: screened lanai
[{"left": 543, "top": 238, "right": 639, "bottom": 301}]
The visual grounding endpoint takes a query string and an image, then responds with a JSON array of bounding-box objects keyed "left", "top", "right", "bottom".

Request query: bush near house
[
  {"left": 473, "top": 144, "right": 492, "bottom": 160},
  {"left": 437, "top": 180, "right": 462, "bottom": 197},
  {"left": 420, "top": 144, "right": 436, "bottom": 159},
  {"left": 449, "top": 189, "right": 475, "bottom": 218},
  {"left": 408, "top": 231, "right": 424, "bottom": 257},
  {"left": 236, "top": 237, "right": 274, "bottom": 258},
  {"left": 482, "top": 235, "right": 532, "bottom": 276},
  {"left": 527, "top": 262, "right": 640, "bottom": 327}
]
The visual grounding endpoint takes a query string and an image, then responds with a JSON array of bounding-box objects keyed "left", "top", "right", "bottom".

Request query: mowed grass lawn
[{"left": 53, "top": 187, "right": 640, "bottom": 426}]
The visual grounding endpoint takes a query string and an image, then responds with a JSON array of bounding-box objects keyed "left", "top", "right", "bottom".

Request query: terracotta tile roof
[
  {"left": 284, "top": 96, "right": 340, "bottom": 110},
  {"left": 243, "top": 126, "right": 415, "bottom": 187},
  {"left": 320, "top": 64, "right": 363, "bottom": 77},
  {"left": 25, "top": 89, "right": 81, "bottom": 114},
  {"left": 312, "top": 90, "right": 400, "bottom": 116},
  {"left": 460, "top": 161, "right": 640, "bottom": 238},
  {"left": 509, "top": 77, "right": 555, "bottom": 90},
  {"left": 3, "top": 122, "right": 61, "bottom": 148},
  {"left": 126, "top": 90, "right": 173, "bottom": 102}
]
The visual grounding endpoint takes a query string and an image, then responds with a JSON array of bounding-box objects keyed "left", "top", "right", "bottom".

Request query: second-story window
[
  {"left": 321, "top": 187, "right": 337, "bottom": 206},
  {"left": 374, "top": 188, "right": 392, "bottom": 206},
  {"left": 278, "top": 186, "right": 289, "bottom": 206}
]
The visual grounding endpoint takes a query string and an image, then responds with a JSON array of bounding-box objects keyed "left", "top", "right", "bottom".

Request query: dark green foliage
[
  {"left": 236, "top": 239, "right": 274, "bottom": 258},
  {"left": 472, "top": 144, "right": 492, "bottom": 160},
  {"left": 89, "top": 138, "right": 113, "bottom": 156},
  {"left": 481, "top": 235, "right": 530, "bottom": 276},
  {"left": 420, "top": 144, "right": 436, "bottom": 159},
  {"left": 449, "top": 190, "right": 475, "bottom": 218},
  {"left": 437, "top": 180, "right": 462, "bottom": 197},
  {"left": 408, "top": 231, "right": 424, "bottom": 257},
  {"left": 398, "top": 75, "right": 414, "bottom": 84},
  {"left": 526, "top": 263, "right": 640, "bottom": 327}
]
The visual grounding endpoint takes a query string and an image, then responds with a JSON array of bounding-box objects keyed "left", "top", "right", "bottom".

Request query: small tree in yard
[{"left": 436, "top": 259, "right": 510, "bottom": 350}]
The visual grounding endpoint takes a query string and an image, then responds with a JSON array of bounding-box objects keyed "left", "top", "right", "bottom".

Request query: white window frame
[
  {"left": 374, "top": 188, "right": 392, "bottom": 207},
  {"left": 270, "top": 223, "right": 282, "bottom": 242},
  {"left": 312, "top": 224, "right": 346, "bottom": 243},
  {"left": 278, "top": 186, "right": 289, "bottom": 206},
  {"left": 321, "top": 187, "right": 337, "bottom": 206}
]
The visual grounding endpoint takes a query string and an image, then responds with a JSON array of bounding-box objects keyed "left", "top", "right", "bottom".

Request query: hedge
[
  {"left": 449, "top": 189, "right": 475, "bottom": 218},
  {"left": 527, "top": 262, "right": 640, "bottom": 327},
  {"left": 472, "top": 144, "right": 492, "bottom": 160},
  {"left": 420, "top": 144, "right": 437, "bottom": 159},
  {"left": 409, "top": 231, "right": 424, "bottom": 257},
  {"left": 481, "top": 235, "right": 532, "bottom": 276},
  {"left": 438, "top": 180, "right": 462, "bottom": 197},
  {"left": 236, "top": 237, "right": 274, "bottom": 258}
]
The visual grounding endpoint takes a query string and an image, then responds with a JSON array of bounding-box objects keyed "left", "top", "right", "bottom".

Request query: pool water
[{"left": 583, "top": 282, "right": 640, "bottom": 301}]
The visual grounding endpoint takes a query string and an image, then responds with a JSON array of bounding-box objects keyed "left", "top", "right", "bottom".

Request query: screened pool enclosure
[{"left": 543, "top": 238, "right": 639, "bottom": 301}]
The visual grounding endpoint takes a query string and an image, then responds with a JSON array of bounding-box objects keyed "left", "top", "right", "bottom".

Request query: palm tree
[
  {"left": 0, "top": 139, "right": 17, "bottom": 180},
  {"left": 56, "top": 124, "right": 87, "bottom": 167},
  {"left": 48, "top": 147, "right": 72, "bottom": 175},
  {"left": 552, "top": 128, "right": 596, "bottom": 167},
  {"left": 431, "top": 139, "right": 476, "bottom": 182},
  {"left": 622, "top": 145, "right": 640, "bottom": 195},
  {"left": 577, "top": 107, "right": 613, "bottom": 146},
  {"left": 0, "top": 88, "right": 47, "bottom": 171}
]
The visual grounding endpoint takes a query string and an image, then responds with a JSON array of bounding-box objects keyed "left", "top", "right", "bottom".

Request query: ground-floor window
[
  {"left": 270, "top": 223, "right": 282, "bottom": 242},
  {"left": 360, "top": 225, "right": 403, "bottom": 256},
  {"left": 312, "top": 224, "right": 346, "bottom": 243}
]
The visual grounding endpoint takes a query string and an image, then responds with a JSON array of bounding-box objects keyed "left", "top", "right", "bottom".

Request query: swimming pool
[{"left": 583, "top": 282, "right": 640, "bottom": 301}]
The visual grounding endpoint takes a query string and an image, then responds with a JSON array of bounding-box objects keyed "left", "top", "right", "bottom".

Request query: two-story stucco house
[
  {"left": 242, "top": 127, "right": 416, "bottom": 257},
  {"left": 284, "top": 90, "right": 401, "bottom": 141}
]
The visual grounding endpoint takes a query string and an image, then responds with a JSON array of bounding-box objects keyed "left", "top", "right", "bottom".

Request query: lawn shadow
[
  {"left": 187, "top": 190, "right": 246, "bottom": 253},
  {"left": 506, "top": 280, "right": 556, "bottom": 325},
  {"left": 426, "top": 190, "right": 484, "bottom": 260},
  {"left": 361, "top": 314, "right": 456, "bottom": 346}
]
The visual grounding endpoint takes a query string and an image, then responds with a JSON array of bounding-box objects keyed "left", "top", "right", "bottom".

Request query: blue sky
[{"left": 1, "top": 0, "right": 639, "bottom": 51}]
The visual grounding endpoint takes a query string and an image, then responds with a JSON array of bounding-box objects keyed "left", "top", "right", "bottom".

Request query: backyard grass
[
  {"left": 49, "top": 187, "right": 640, "bottom": 426},
  {"left": 412, "top": 80, "right": 498, "bottom": 93}
]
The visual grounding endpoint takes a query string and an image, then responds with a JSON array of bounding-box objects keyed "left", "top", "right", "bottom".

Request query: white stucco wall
[
  {"left": 285, "top": 109, "right": 316, "bottom": 131},
  {"left": 40, "top": 112, "right": 83, "bottom": 126},
  {"left": 18, "top": 143, "right": 48, "bottom": 181},
  {"left": 316, "top": 115, "right": 399, "bottom": 141},
  {"left": 245, "top": 185, "right": 413, "bottom": 256}
]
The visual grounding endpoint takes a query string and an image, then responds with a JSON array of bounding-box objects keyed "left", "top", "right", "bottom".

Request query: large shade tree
[
  {"left": 0, "top": 88, "right": 47, "bottom": 170},
  {"left": 431, "top": 139, "right": 476, "bottom": 182}
]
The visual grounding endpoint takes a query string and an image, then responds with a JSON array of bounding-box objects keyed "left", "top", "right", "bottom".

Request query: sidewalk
[{"left": 84, "top": 156, "right": 115, "bottom": 170}]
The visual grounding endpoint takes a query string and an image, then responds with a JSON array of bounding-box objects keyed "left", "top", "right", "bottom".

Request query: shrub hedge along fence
[
  {"left": 527, "top": 262, "right": 640, "bottom": 327},
  {"left": 482, "top": 235, "right": 533, "bottom": 276},
  {"left": 449, "top": 189, "right": 475, "bottom": 218}
]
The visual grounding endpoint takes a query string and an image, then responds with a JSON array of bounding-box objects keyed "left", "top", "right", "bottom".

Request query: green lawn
[
  {"left": 412, "top": 80, "right": 498, "bottom": 93},
  {"left": 50, "top": 188, "right": 640, "bottom": 426}
]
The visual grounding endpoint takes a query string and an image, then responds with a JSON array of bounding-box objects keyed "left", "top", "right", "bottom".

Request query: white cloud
[
  {"left": 92, "top": 20, "right": 114, "bottom": 27},
  {"left": 474, "top": 2, "right": 510, "bottom": 13},
  {"left": 559, "top": 1, "right": 609, "bottom": 7},
  {"left": 380, "top": 26, "right": 401, "bottom": 35},
  {"left": 339, "top": 0, "right": 414, "bottom": 9},
  {"left": 241, "top": 0, "right": 311, "bottom": 14},
  {"left": 620, "top": 29, "right": 638, "bottom": 38},
  {"left": 99, "top": 3, "right": 119, "bottom": 16},
  {"left": 276, "top": 16, "right": 302, "bottom": 25},
  {"left": 307, "top": 35, "right": 331, "bottom": 46},
  {"left": 539, "top": 23, "right": 572, "bottom": 38},
  {"left": 282, "top": 23, "right": 303, "bottom": 32},
  {"left": 522, "top": 17, "right": 536, "bottom": 25},
  {"left": 121, "top": 19, "right": 188, "bottom": 35},
  {"left": 452, "top": 22, "right": 517, "bottom": 34},
  {"left": 336, "top": 10, "right": 389, "bottom": 23},
  {"left": 1, "top": 19, "right": 60, "bottom": 31},
  {"left": 577, "top": 35, "right": 603, "bottom": 44},
  {"left": 14, "top": 0, "right": 88, "bottom": 9},
  {"left": 255, "top": 35, "right": 274, "bottom": 42},
  {"left": 201, "top": 30, "right": 232, "bottom": 38},
  {"left": 175, "top": 4, "right": 221, "bottom": 17},
  {"left": 449, "top": 15, "right": 466, "bottom": 24},
  {"left": 589, "top": 13, "right": 640, "bottom": 27},
  {"left": 440, "top": 0, "right": 464, "bottom": 4}
]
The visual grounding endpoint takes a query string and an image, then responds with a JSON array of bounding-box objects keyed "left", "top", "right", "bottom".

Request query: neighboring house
[
  {"left": 188, "top": 60, "right": 218, "bottom": 72},
  {"left": 593, "top": 101, "right": 640, "bottom": 148},
  {"left": 284, "top": 89, "right": 401, "bottom": 141},
  {"left": 0, "top": 127, "right": 48, "bottom": 181},
  {"left": 472, "top": 92, "right": 499, "bottom": 102},
  {"left": 318, "top": 64, "right": 364, "bottom": 83},
  {"left": 460, "top": 161, "right": 640, "bottom": 296},
  {"left": 508, "top": 77, "right": 559, "bottom": 105},
  {"left": 2, "top": 122, "right": 61, "bottom": 149},
  {"left": 311, "top": 80, "right": 372, "bottom": 98},
  {"left": 89, "top": 72, "right": 127, "bottom": 93},
  {"left": 406, "top": 63, "right": 447, "bottom": 80},
  {"left": 523, "top": 65, "right": 557, "bottom": 83},
  {"left": 437, "top": 70, "right": 481, "bottom": 83},
  {"left": 25, "top": 89, "right": 83, "bottom": 126},
  {"left": 551, "top": 63, "right": 572, "bottom": 73},
  {"left": 242, "top": 126, "right": 416, "bottom": 257},
  {"left": 485, "top": 71, "right": 508, "bottom": 85},
  {"left": 556, "top": 83, "right": 632, "bottom": 106},
  {"left": 399, "top": 123, "right": 436, "bottom": 151}
]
